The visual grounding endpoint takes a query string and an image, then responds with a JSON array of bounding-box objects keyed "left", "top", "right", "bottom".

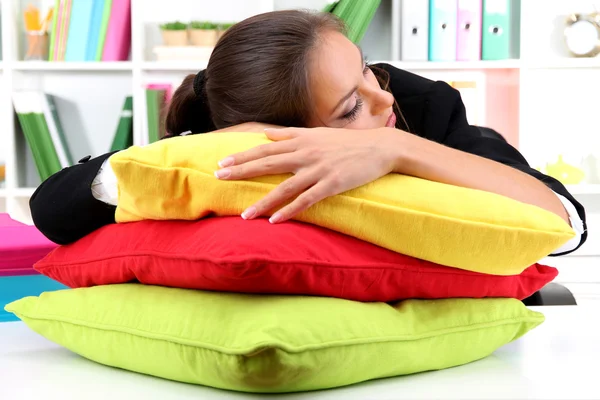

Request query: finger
[
  {"left": 240, "top": 172, "right": 317, "bottom": 220},
  {"left": 218, "top": 140, "right": 296, "bottom": 168},
  {"left": 263, "top": 127, "right": 304, "bottom": 141},
  {"left": 269, "top": 180, "right": 331, "bottom": 224},
  {"left": 215, "top": 154, "right": 298, "bottom": 180}
]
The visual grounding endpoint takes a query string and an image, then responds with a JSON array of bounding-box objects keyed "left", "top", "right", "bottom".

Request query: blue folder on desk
[{"left": 0, "top": 275, "right": 67, "bottom": 322}]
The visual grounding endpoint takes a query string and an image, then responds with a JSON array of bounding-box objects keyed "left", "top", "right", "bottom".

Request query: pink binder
[
  {"left": 456, "top": 0, "right": 482, "bottom": 61},
  {"left": 0, "top": 214, "right": 57, "bottom": 277},
  {"left": 101, "top": 0, "right": 132, "bottom": 61}
]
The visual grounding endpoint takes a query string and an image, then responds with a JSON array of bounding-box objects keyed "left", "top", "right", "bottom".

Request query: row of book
[
  {"left": 48, "top": 0, "right": 131, "bottom": 62},
  {"left": 401, "top": 0, "right": 519, "bottom": 61},
  {"left": 12, "top": 92, "right": 133, "bottom": 182}
]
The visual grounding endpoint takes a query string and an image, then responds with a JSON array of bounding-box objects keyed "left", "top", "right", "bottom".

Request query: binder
[
  {"left": 86, "top": 0, "right": 107, "bottom": 61},
  {"left": 64, "top": 0, "right": 95, "bottom": 61},
  {"left": 456, "top": 0, "right": 482, "bottom": 61},
  {"left": 428, "top": 0, "right": 458, "bottom": 61},
  {"left": 482, "top": 0, "right": 520, "bottom": 60},
  {"left": 400, "top": 0, "right": 429, "bottom": 61},
  {"left": 101, "top": 0, "right": 131, "bottom": 61}
]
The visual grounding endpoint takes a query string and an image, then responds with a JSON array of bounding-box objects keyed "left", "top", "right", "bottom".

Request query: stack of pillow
[{"left": 6, "top": 132, "right": 575, "bottom": 393}]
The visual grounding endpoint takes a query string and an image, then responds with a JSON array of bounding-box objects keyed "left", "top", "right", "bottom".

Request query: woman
[{"left": 30, "top": 10, "right": 586, "bottom": 256}]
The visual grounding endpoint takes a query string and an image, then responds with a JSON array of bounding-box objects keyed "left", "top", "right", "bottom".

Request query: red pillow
[{"left": 35, "top": 217, "right": 557, "bottom": 302}]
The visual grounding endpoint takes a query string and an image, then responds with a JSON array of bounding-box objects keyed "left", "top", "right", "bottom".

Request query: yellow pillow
[{"left": 110, "top": 132, "right": 574, "bottom": 276}]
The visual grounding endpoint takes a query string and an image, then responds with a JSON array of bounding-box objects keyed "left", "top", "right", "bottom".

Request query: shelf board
[
  {"left": 141, "top": 61, "right": 208, "bottom": 71},
  {"left": 382, "top": 60, "right": 522, "bottom": 70},
  {"left": 524, "top": 57, "right": 600, "bottom": 69},
  {"left": 10, "top": 61, "right": 133, "bottom": 71},
  {"left": 0, "top": 187, "right": 37, "bottom": 198},
  {"left": 565, "top": 184, "right": 600, "bottom": 195},
  {"left": 13, "top": 187, "right": 36, "bottom": 197}
]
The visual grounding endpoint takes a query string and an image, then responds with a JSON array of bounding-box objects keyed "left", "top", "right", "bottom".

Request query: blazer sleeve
[
  {"left": 30, "top": 151, "right": 120, "bottom": 245},
  {"left": 429, "top": 81, "right": 588, "bottom": 255}
]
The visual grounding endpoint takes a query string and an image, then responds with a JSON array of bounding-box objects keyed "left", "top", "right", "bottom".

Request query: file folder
[
  {"left": 428, "top": 0, "right": 458, "bottom": 61},
  {"left": 401, "top": 0, "right": 429, "bottom": 61},
  {"left": 482, "top": 0, "right": 520, "bottom": 60},
  {"left": 457, "top": 0, "right": 482, "bottom": 61}
]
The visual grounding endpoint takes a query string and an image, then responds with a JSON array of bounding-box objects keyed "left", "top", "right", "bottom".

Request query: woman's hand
[{"left": 214, "top": 127, "right": 403, "bottom": 223}]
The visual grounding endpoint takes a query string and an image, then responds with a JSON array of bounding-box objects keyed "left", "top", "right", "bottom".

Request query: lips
[{"left": 386, "top": 111, "right": 397, "bottom": 128}]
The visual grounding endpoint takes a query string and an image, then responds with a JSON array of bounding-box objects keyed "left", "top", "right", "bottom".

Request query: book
[
  {"left": 64, "top": 0, "right": 95, "bottom": 61},
  {"left": 324, "top": 0, "right": 382, "bottom": 44},
  {"left": 110, "top": 96, "right": 133, "bottom": 152},
  {"left": 12, "top": 91, "right": 74, "bottom": 181},
  {"left": 101, "top": 0, "right": 131, "bottom": 61},
  {"left": 145, "top": 89, "right": 167, "bottom": 144},
  {"left": 86, "top": 0, "right": 107, "bottom": 61}
]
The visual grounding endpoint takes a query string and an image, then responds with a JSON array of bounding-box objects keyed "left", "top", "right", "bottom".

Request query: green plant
[
  {"left": 189, "top": 21, "right": 218, "bottom": 30},
  {"left": 160, "top": 21, "right": 188, "bottom": 30},
  {"left": 217, "top": 22, "right": 236, "bottom": 30}
]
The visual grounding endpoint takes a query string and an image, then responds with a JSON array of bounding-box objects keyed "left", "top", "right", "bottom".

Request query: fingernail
[
  {"left": 269, "top": 213, "right": 282, "bottom": 224},
  {"left": 241, "top": 207, "right": 257, "bottom": 220},
  {"left": 214, "top": 169, "right": 231, "bottom": 179},
  {"left": 218, "top": 157, "right": 234, "bottom": 168}
]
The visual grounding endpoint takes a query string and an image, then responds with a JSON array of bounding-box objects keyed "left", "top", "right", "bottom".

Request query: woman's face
[{"left": 307, "top": 30, "right": 396, "bottom": 130}]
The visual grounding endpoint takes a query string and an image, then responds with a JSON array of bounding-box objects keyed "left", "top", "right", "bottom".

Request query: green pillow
[{"left": 5, "top": 284, "right": 544, "bottom": 393}]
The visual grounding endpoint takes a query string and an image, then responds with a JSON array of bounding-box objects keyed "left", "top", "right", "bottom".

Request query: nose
[{"left": 367, "top": 86, "right": 394, "bottom": 116}]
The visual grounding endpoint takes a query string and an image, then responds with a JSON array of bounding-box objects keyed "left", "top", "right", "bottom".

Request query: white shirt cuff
[
  {"left": 550, "top": 191, "right": 584, "bottom": 255},
  {"left": 91, "top": 158, "right": 119, "bottom": 206}
]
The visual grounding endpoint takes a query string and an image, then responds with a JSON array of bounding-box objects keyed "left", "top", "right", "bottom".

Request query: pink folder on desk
[
  {"left": 456, "top": 0, "right": 482, "bottom": 61},
  {"left": 0, "top": 214, "right": 57, "bottom": 277},
  {"left": 101, "top": 0, "right": 131, "bottom": 61}
]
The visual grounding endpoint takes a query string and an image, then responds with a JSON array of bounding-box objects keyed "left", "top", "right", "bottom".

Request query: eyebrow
[{"left": 331, "top": 45, "right": 365, "bottom": 116}]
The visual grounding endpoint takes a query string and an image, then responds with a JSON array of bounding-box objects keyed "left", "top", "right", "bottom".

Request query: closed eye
[{"left": 342, "top": 98, "right": 363, "bottom": 121}]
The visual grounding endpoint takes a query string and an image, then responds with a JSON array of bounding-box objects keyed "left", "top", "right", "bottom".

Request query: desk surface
[{"left": 1, "top": 305, "right": 599, "bottom": 400}]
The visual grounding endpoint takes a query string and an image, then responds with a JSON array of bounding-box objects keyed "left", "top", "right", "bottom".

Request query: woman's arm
[
  {"left": 30, "top": 152, "right": 119, "bottom": 245},
  {"left": 391, "top": 129, "right": 570, "bottom": 223}
]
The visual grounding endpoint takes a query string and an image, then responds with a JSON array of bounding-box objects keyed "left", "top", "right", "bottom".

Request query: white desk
[{"left": 1, "top": 305, "right": 599, "bottom": 400}]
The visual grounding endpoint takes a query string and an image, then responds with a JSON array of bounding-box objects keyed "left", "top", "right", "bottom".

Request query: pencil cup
[{"left": 25, "top": 31, "right": 49, "bottom": 61}]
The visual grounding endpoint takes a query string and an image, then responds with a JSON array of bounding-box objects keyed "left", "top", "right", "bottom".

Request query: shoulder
[{"left": 373, "top": 63, "right": 464, "bottom": 140}]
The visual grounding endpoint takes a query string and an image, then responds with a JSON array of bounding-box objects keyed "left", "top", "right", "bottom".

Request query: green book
[
  {"left": 41, "top": 93, "right": 74, "bottom": 167},
  {"left": 48, "top": 0, "right": 60, "bottom": 61},
  {"left": 323, "top": 0, "right": 381, "bottom": 44},
  {"left": 145, "top": 89, "right": 166, "bottom": 144},
  {"left": 96, "top": 0, "right": 113, "bottom": 61},
  {"left": 13, "top": 92, "right": 70, "bottom": 182},
  {"left": 110, "top": 96, "right": 134, "bottom": 152}
]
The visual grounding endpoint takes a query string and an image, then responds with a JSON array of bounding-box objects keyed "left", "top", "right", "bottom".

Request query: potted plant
[
  {"left": 160, "top": 21, "right": 188, "bottom": 46},
  {"left": 216, "top": 22, "right": 236, "bottom": 41},
  {"left": 189, "top": 21, "right": 218, "bottom": 47}
]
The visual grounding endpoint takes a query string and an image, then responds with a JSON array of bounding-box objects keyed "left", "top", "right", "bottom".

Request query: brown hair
[{"left": 165, "top": 10, "right": 406, "bottom": 137}]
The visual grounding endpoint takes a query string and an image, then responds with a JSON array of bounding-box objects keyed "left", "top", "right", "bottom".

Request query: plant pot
[
  {"left": 161, "top": 30, "right": 188, "bottom": 46},
  {"left": 189, "top": 29, "right": 217, "bottom": 47}
]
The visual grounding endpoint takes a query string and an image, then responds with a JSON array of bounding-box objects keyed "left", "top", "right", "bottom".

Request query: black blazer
[{"left": 30, "top": 63, "right": 588, "bottom": 252}]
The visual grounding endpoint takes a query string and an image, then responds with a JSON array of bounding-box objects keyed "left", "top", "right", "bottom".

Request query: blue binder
[{"left": 428, "top": 0, "right": 458, "bottom": 61}]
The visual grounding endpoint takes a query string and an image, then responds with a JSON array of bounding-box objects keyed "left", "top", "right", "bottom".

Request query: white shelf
[
  {"left": 10, "top": 61, "right": 134, "bottom": 71},
  {"left": 0, "top": 188, "right": 37, "bottom": 198},
  {"left": 524, "top": 57, "right": 600, "bottom": 69},
  {"left": 13, "top": 187, "right": 36, "bottom": 197},
  {"left": 382, "top": 60, "right": 522, "bottom": 70},
  {"left": 141, "top": 61, "right": 208, "bottom": 71}
]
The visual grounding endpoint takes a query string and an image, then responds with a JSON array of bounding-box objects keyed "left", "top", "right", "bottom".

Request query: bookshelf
[{"left": 0, "top": 0, "right": 599, "bottom": 230}]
